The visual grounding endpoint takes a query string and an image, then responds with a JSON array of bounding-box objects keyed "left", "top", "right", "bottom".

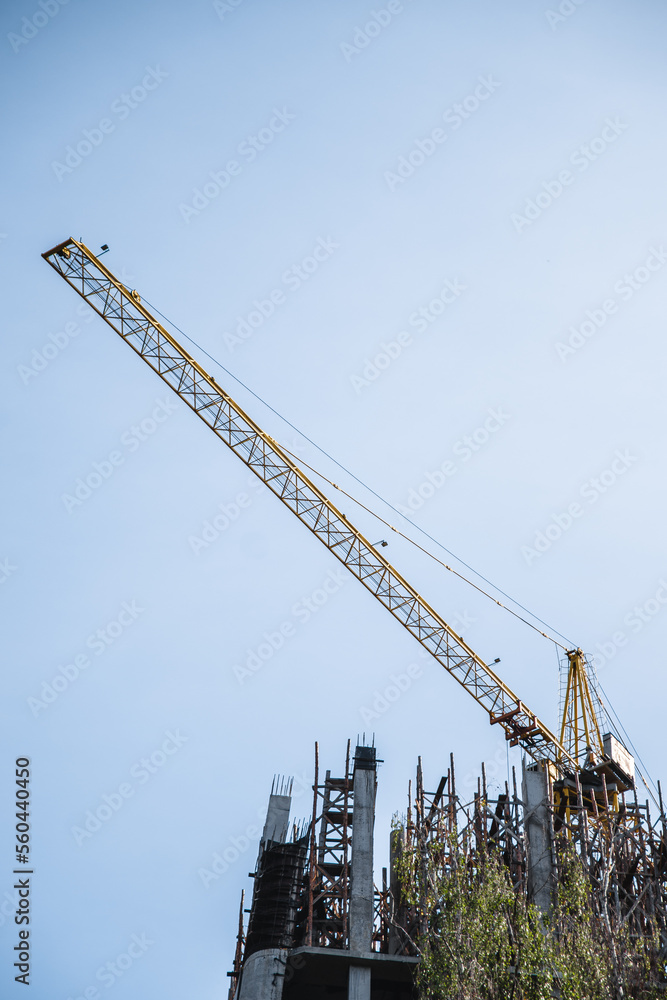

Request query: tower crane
[{"left": 42, "top": 238, "right": 636, "bottom": 794}]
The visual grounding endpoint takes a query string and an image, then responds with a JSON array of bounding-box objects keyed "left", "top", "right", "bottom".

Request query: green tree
[{"left": 396, "top": 834, "right": 663, "bottom": 999}]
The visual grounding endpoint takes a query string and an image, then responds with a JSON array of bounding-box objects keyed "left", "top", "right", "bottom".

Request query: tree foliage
[{"left": 396, "top": 834, "right": 664, "bottom": 999}]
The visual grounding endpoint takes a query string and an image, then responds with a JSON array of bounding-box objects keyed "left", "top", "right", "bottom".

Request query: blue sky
[{"left": 2, "top": 0, "right": 667, "bottom": 996}]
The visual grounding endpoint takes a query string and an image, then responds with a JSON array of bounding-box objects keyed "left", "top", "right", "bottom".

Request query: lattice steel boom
[{"left": 42, "top": 237, "right": 576, "bottom": 771}]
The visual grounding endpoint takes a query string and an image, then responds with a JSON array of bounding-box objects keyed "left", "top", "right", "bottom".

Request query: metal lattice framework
[
  {"left": 559, "top": 648, "right": 605, "bottom": 767},
  {"left": 42, "top": 237, "right": 576, "bottom": 769},
  {"left": 307, "top": 743, "right": 352, "bottom": 948}
]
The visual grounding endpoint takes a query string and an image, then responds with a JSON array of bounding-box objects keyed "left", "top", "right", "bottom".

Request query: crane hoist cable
[
  {"left": 141, "top": 294, "right": 577, "bottom": 651},
  {"left": 145, "top": 288, "right": 573, "bottom": 650},
  {"left": 277, "top": 442, "right": 570, "bottom": 650}
]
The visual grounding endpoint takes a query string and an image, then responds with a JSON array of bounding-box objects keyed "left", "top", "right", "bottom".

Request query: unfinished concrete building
[
  {"left": 227, "top": 741, "right": 667, "bottom": 999},
  {"left": 229, "top": 744, "right": 417, "bottom": 1000},
  {"left": 228, "top": 743, "right": 417, "bottom": 999}
]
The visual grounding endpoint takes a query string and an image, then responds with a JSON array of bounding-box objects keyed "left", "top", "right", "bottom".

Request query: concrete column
[
  {"left": 260, "top": 792, "right": 291, "bottom": 852},
  {"left": 348, "top": 965, "right": 371, "bottom": 999},
  {"left": 522, "top": 761, "right": 554, "bottom": 914},
  {"left": 348, "top": 746, "right": 376, "bottom": 1000},
  {"left": 237, "top": 783, "right": 293, "bottom": 1000},
  {"left": 236, "top": 950, "right": 286, "bottom": 1000}
]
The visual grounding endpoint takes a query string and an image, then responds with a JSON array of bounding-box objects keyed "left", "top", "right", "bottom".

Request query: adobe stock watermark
[
  {"left": 340, "top": 0, "right": 415, "bottom": 63},
  {"left": 71, "top": 730, "right": 189, "bottom": 846},
  {"left": 232, "top": 568, "right": 347, "bottom": 683},
  {"left": 359, "top": 617, "right": 475, "bottom": 726},
  {"left": 198, "top": 770, "right": 311, "bottom": 889},
  {"left": 188, "top": 448, "right": 307, "bottom": 554},
  {"left": 555, "top": 246, "right": 667, "bottom": 361},
  {"left": 65, "top": 933, "right": 154, "bottom": 999},
  {"left": 384, "top": 75, "right": 501, "bottom": 192},
  {"left": 27, "top": 600, "right": 145, "bottom": 717},
  {"left": 0, "top": 558, "right": 17, "bottom": 585},
  {"left": 545, "top": 0, "right": 587, "bottom": 30},
  {"left": 17, "top": 277, "right": 134, "bottom": 385},
  {"left": 8, "top": 0, "right": 70, "bottom": 54},
  {"left": 511, "top": 117, "right": 628, "bottom": 233},
  {"left": 359, "top": 657, "right": 427, "bottom": 727},
  {"left": 189, "top": 489, "right": 255, "bottom": 554},
  {"left": 51, "top": 67, "right": 168, "bottom": 181},
  {"left": 587, "top": 579, "right": 667, "bottom": 671},
  {"left": 521, "top": 449, "right": 638, "bottom": 565},
  {"left": 198, "top": 807, "right": 265, "bottom": 889},
  {"left": 396, "top": 407, "right": 510, "bottom": 514},
  {"left": 213, "top": 0, "right": 244, "bottom": 19},
  {"left": 460, "top": 739, "right": 509, "bottom": 800},
  {"left": 179, "top": 107, "right": 296, "bottom": 223},
  {"left": 61, "top": 397, "right": 178, "bottom": 513},
  {"left": 350, "top": 277, "right": 467, "bottom": 393},
  {"left": 222, "top": 236, "right": 339, "bottom": 352},
  {"left": 20, "top": 312, "right": 89, "bottom": 382},
  {"left": 0, "top": 886, "right": 21, "bottom": 930}
]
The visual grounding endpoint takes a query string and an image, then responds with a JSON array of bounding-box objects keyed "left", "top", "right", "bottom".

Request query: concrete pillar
[
  {"left": 237, "top": 784, "right": 293, "bottom": 1000},
  {"left": 348, "top": 965, "right": 371, "bottom": 999},
  {"left": 348, "top": 745, "right": 376, "bottom": 1000},
  {"left": 260, "top": 792, "right": 291, "bottom": 852},
  {"left": 522, "top": 761, "right": 554, "bottom": 914},
  {"left": 236, "top": 950, "right": 286, "bottom": 1000}
]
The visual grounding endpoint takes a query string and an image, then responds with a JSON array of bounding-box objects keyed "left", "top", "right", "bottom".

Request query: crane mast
[{"left": 43, "top": 237, "right": 582, "bottom": 772}]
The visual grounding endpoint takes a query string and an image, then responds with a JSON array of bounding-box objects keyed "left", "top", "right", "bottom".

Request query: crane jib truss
[{"left": 42, "top": 237, "right": 576, "bottom": 771}]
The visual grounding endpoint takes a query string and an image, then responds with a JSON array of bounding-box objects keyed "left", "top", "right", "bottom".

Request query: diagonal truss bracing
[{"left": 42, "top": 237, "right": 575, "bottom": 770}]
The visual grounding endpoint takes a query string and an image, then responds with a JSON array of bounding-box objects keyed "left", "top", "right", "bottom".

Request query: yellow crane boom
[{"left": 43, "top": 237, "right": 578, "bottom": 770}]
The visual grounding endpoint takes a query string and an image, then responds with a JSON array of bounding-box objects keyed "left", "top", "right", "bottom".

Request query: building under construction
[{"left": 228, "top": 741, "right": 667, "bottom": 999}]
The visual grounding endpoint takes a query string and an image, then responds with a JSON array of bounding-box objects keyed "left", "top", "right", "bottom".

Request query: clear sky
[{"left": 2, "top": 0, "right": 667, "bottom": 997}]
